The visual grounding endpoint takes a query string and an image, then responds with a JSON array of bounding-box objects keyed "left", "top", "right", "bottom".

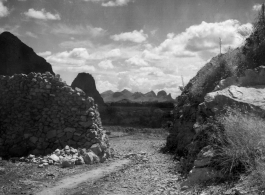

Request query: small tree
[{"left": 241, "top": 3, "right": 265, "bottom": 71}]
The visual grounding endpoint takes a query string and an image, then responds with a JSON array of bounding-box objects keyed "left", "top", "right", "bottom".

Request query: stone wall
[{"left": 0, "top": 72, "right": 108, "bottom": 157}]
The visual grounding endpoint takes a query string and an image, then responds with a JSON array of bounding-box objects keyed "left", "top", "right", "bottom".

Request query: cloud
[
  {"left": 126, "top": 56, "right": 148, "bottom": 66},
  {"left": 0, "top": 0, "right": 9, "bottom": 17},
  {"left": 24, "top": 8, "right": 60, "bottom": 20},
  {"left": 51, "top": 24, "right": 105, "bottom": 36},
  {"left": 110, "top": 30, "right": 148, "bottom": 43},
  {"left": 253, "top": 4, "right": 262, "bottom": 11},
  {"left": 84, "top": 0, "right": 132, "bottom": 7},
  {"left": 96, "top": 79, "right": 118, "bottom": 93},
  {"left": 147, "top": 19, "right": 251, "bottom": 62},
  {"left": 37, "top": 51, "right": 51, "bottom": 57},
  {"left": 25, "top": 31, "right": 38, "bottom": 38},
  {"left": 98, "top": 60, "right": 114, "bottom": 69},
  {"left": 59, "top": 40, "right": 94, "bottom": 49},
  {"left": 46, "top": 48, "right": 90, "bottom": 66},
  {"left": 102, "top": 0, "right": 131, "bottom": 7}
]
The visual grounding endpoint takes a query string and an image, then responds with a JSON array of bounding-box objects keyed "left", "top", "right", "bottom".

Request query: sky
[{"left": 0, "top": 0, "right": 263, "bottom": 98}]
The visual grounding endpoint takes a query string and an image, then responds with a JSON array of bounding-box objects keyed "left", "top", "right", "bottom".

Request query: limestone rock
[
  {"left": 61, "top": 158, "right": 75, "bottom": 168},
  {"left": 194, "top": 146, "right": 214, "bottom": 168},
  {"left": 49, "top": 154, "right": 60, "bottom": 162},
  {"left": 71, "top": 73, "right": 104, "bottom": 108},
  {"left": 204, "top": 85, "right": 265, "bottom": 116},
  {"left": 90, "top": 143, "right": 103, "bottom": 157},
  {"left": 0, "top": 32, "right": 54, "bottom": 76}
]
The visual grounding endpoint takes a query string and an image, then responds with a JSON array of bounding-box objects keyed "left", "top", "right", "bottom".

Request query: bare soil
[{"left": 0, "top": 126, "right": 259, "bottom": 195}]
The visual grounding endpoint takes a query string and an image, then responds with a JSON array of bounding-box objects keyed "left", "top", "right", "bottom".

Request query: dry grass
[{"left": 213, "top": 110, "right": 265, "bottom": 178}]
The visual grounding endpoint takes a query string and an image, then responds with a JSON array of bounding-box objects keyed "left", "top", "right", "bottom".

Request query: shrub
[
  {"left": 212, "top": 110, "right": 265, "bottom": 177},
  {"left": 241, "top": 3, "right": 265, "bottom": 71}
]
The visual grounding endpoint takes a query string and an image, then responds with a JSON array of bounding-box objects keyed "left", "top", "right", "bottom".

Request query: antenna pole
[
  {"left": 181, "top": 75, "right": 185, "bottom": 87},
  {"left": 219, "top": 37, "right": 222, "bottom": 54}
]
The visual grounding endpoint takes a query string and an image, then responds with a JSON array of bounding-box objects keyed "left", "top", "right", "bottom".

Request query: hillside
[
  {"left": 101, "top": 89, "right": 174, "bottom": 103},
  {"left": 0, "top": 32, "right": 54, "bottom": 76}
]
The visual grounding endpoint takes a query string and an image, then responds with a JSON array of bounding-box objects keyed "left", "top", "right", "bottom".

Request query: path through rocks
[
  {"left": 34, "top": 132, "right": 184, "bottom": 195},
  {"left": 36, "top": 159, "right": 130, "bottom": 195}
]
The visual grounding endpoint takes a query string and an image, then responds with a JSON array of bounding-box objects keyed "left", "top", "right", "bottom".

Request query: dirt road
[{"left": 63, "top": 133, "right": 182, "bottom": 195}]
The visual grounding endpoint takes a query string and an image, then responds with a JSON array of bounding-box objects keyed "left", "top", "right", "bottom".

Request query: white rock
[{"left": 49, "top": 154, "right": 60, "bottom": 162}]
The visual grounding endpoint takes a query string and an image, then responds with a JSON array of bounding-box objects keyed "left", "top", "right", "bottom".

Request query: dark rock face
[
  {"left": 0, "top": 31, "right": 54, "bottom": 76},
  {"left": 71, "top": 73, "right": 104, "bottom": 107}
]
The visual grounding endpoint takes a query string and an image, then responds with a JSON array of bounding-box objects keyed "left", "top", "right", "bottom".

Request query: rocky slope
[
  {"left": 0, "top": 31, "right": 54, "bottom": 76},
  {"left": 71, "top": 73, "right": 105, "bottom": 108},
  {"left": 101, "top": 89, "right": 174, "bottom": 102}
]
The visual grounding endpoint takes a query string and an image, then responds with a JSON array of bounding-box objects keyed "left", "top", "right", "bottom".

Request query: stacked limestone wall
[{"left": 0, "top": 72, "right": 108, "bottom": 157}]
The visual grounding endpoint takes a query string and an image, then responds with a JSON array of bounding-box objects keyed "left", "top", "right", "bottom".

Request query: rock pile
[
  {"left": 18, "top": 144, "right": 112, "bottom": 168},
  {"left": 0, "top": 72, "right": 109, "bottom": 157}
]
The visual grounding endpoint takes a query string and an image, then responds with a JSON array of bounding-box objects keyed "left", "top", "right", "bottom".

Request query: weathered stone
[
  {"left": 49, "top": 154, "right": 60, "bottom": 162},
  {"left": 204, "top": 85, "right": 265, "bottom": 116},
  {"left": 46, "top": 130, "right": 57, "bottom": 139},
  {"left": 61, "top": 158, "right": 75, "bottom": 168},
  {"left": 83, "top": 152, "right": 93, "bottom": 165},
  {"left": 194, "top": 146, "right": 214, "bottom": 168},
  {"left": 75, "top": 156, "right": 85, "bottom": 165},
  {"left": 29, "top": 136, "right": 38, "bottom": 144},
  {"left": 79, "top": 119, "right": 93, "bottom": 128},
  {"left": 90, "top": 143, "right": 103, "bottom": 157},
  {"left": 64, "top": 127, "right": 75, "bottom": 133}
]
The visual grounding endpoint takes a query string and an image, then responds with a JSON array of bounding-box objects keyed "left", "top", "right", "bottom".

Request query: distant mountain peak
[{"left": 101, "top": 89, "right": 174, "bottom": 103}]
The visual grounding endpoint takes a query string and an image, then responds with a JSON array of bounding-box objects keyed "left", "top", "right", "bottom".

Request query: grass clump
[{"left": 212, "top": 110, "right": 265, "bottom": 179}]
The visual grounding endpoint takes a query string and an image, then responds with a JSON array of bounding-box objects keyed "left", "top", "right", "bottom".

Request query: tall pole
[
  {"left": 219, "top": 37, "right": 222, "bottom": 54},
  {"left": 181, "top": 75, "right": 185, "bottom": 87}
]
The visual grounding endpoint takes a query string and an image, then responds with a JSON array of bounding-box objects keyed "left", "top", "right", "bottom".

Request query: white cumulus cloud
[
  {"left": 51, "top": 24, "right": 105, "bottom": 36},
  {"left": 111, "top": 30, "right": 148, "bottom": 43},
  {"left": 102, "top": 0, "right": 131, "bottom": 7},
  {"left": 126, "top": 56, "right": 148, "bottom": 66},
  {"left": 0, "top": 0, "right": 9, "bottom": 17},
  {"left": 253, "top": 4, "right": 262, "bottom": 11},
  {"left": 98, "top": 60, "right": 114, "bottom": 69},
  {"left": 24, "top": 8, "right": 60, "bottom": 20},
  {"left": 37, "top": 51, "right": 51, "bottom": 57}
]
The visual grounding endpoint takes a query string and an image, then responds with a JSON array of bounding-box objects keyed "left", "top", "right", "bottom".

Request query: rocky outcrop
[
  {"left": 0, "top": 31, "right": 54, "bottom": 76},
  {"left": 203, "top": 85, "right": 265, "bottom": 117},
  {"left": 0, "top": 72, "right": 109, "bottom": 157},
  {"left": 71, "top": 73, "right": 104, "bottom": 108},
  {"left": 166, "top": 49, "right": 242, "bottom": 154}
]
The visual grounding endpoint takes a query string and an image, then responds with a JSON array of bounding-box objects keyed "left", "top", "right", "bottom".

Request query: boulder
[
  {"left": 0, "top": 31, "right": 54, "bottom": 76},
  {"left": 61, "top": 158, "right": 75, "bottom": 168},
  {"left": 83, "top": 152, "right": 94, "bottom": 164},
  {"left": 204, "top": 85, "right": 265, "bottom": 116},
  {"left": 49, "top": 154, "right": 60, "bottom": 162},
  {"left": 194, "top": 145, "right": 214, "bottom": 168}
]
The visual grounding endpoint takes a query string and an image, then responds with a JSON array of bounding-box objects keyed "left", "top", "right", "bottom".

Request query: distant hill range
[{"left": 101, "top": 89, "right": 174, "bottom": 103}]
